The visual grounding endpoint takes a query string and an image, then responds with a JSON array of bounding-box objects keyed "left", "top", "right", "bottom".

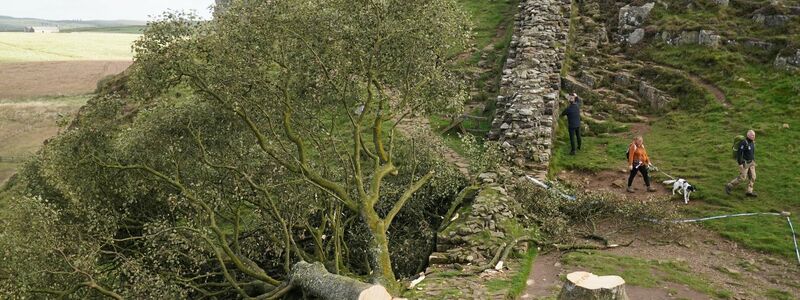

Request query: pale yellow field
[{"left": 0, "top": 32, "right": 139, "bottom": 62}]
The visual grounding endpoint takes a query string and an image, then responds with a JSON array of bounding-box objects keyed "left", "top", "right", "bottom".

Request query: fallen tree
[{"left": 290, "top": 262, "right": 392, "bottom": 300}]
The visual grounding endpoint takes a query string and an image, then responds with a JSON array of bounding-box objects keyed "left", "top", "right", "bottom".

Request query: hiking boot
[
  {"left": 724, "top": 184, "right": 732, "bottom": 195},
  {"left": 626, "top": 186, "right": 635, "bottom": 193},
  {"left": 569, "top": 151, "right": 576, "bottom": 155},
  {"left": 746, "top": 192, "right": 758, "bottom": 197},
  {"left": 647, "top": 186, "right": 657, "bottom": 192}
]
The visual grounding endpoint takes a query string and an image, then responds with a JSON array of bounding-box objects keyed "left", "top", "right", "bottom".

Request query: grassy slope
[
  {"left": 431, "top": 0, "right": 519, "bottom": 151},
  {"left": 551, "top": 0, "right": 800, "bottom": 259},
  {"left": 0, "top": 32, "right": 138, "bottom": 62},
  {"left": 638, "top": 45, "right": 800, "bottom": 258}
]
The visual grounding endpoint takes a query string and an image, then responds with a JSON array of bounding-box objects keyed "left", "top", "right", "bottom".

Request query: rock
[
  {"left": 428, "top": 253, "right": 449, "bottom": 264},
  {"left": 753, "top": 14, "right": 793, "bottom": 27},
  {"left": 627, "top": 28, "right": 645, "bottom": 45},
  {"left": 579, "top": 73, "right": 599, "bottom": 88},
  {"left": 611, "top": 179, "right": 626, "bottom": 188},
  {"left": 478, "top": 172, "right": 498, "bottom": 183},
  {"left": 698, "top": 30, "right": 721, "bottom": 48},
  {"left": 724, "top": 266, "right": 742, "bottom": 275},
  {"left": 618, "top": 3, "right": 655, "bottom": 30},
  {"left": 638, "top": 81, "right": 671, "bottom": 111},
  {"left": 712, "top": 0, "right": 729, "bottom": 6},
  {"left": 775, "top": 49, "right": 800, "bottom": 71},
  {"left": 678, "top": 31, "right": 699, "bottom": 45}
]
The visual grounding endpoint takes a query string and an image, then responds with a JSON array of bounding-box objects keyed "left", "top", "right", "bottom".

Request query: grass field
[
  {"left": 551, "top": 45, "right": 800, "bottom": 260},
  {"left": 0, "top": 32, "right": 138, "bottom": 62},
  {"left": 0, "top": 31, "right": 135, "bottom": 184},
  {"left": 0, "top": 95, "right": 88, "bottom": 185},
  {"left": 62, "top": 26, "right": 147, "bottom": 34}
]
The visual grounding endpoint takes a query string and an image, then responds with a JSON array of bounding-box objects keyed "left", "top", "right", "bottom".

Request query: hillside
[
  {"left": 0, "top": 0, "right": 798, "bottom": 299},
  {"left": 536, "top": 0, "right": 800, "bottom": 298},
  {"left": 0, "top": 15, "right": 145, "bottom": 32}
]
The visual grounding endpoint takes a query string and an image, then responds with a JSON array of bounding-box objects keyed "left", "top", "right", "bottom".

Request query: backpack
[
  {"left": 624, "top": 143, "right": 636, "bottom": 160},
  {"left": 731, "top": 135, "right": 745, "bottom": 160}
]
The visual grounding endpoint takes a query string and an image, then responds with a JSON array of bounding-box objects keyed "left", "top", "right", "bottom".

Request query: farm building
[{"left": 24, "top": 26, "right": 59, "bottom": 33}]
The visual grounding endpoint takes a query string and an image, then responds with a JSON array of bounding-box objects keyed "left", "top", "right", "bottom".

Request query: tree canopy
[{"left": 0, "top": 0, "right": 472, "bottom": 298}]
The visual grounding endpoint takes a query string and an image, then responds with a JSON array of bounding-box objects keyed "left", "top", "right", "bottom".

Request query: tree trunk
[
  {"left": 290, "top": 261, "right": 392, "bottom": 300},
  {"left": 362, "top": 209, "right": 397, "bottom": 288},
  {"left": 558, "top": 271, "right": 629, "bottom": 300}
]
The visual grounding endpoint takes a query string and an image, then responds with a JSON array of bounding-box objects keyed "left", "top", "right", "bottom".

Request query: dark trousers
[
  {"left": 568, "top": 127, "right": 582, "bottom": 152},
  {"left": 628, "top": 165, "right": 651, "bottom": 187}
]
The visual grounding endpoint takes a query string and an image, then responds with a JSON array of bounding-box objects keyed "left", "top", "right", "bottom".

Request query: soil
[
  {"left": 522, "top": 225, "right": 800, "bottom": 299},
  {"left": 556, "top": 169, "right": 679, "bottom": 203},
  {"left": 0, "top": 60, "right": 131, "bottom": 99},
  {"left": 523, "top": 159, "right": 799, "bottom": 299}
]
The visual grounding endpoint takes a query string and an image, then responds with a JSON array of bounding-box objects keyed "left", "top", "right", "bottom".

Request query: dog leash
[{"left": 649, "top": 164, "right": 676, "bottom": 180}]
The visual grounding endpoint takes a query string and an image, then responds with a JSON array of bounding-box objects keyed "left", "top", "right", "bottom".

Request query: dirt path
[
  {"left": 643, "top": 62, "right": 731, "bottom": 108},
  {"left": 556, "top": 168, "right": 679, "bottom": 203},
  {"left": 521, "top": 225, "right": 800, "bottom": 299},
  {"left": 0, "top": 60, "right": 131, "bottom": 99}
]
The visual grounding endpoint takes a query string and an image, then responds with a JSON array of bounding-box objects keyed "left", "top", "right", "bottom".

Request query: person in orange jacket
[{"left": 627, "top": 136, "right": 656, "bottom": 193}]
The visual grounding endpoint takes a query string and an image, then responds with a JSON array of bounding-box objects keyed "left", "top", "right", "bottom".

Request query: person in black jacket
[
  {"left": 560, "top": 93, "right": 582, "bottom": 155},
  {"left": 726, "top": 130, "right": 757, "bottom": 197}
]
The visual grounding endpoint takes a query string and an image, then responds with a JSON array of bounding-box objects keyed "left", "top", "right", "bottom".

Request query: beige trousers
[{"left": 729, "top": 161, "right": 756, "bottom": 193}]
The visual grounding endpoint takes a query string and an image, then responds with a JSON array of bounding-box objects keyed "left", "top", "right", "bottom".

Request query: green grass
[
  {"left": 765, "top": 289, "right": 795, "bottom": 300},
  {"left": 0, "top": 32, "right": 138, "bottom": 62},
  {"left": 62, "top": 26, "right": 146, "bottom": 34},
  {"left": 634, "top": 45, "right": 800, "bottom": 259},
  {"left": 562, "top": 251, "right": 733, "bottom": 299},
  {"left": 505, "top": 247, "right": 538, "bottom": 298},
  {"left": 484, "top": 248, "right": 537, "bottom": 296},
  {"left": 554, "top": 45, "right": 800, "bottom": 258},
  {"left": 458, "top": 0, "right": 517, "bottom": 51},
  {"left": 550, "top": 114, "right": 631, "bottom": 175}
]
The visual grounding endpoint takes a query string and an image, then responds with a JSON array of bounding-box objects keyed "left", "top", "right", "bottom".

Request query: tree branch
[{"left": 384, "top": 170, "right": 435, "bottom": 227}]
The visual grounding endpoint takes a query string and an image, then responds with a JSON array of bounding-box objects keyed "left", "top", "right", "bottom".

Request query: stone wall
[
  {"left": 488, "top": 0, "right": 571, "bottom": 180},
  {"left": 431, "top": 182, "right": 522, "bottom": 266}
]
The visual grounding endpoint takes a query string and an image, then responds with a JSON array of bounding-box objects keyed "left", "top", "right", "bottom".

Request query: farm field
[
  {"left": 0, "top": 60, "right": 131, "bottom": 99},
  {"left": 0, "top": 95, "right": 88, "bottom": 185},
  {"left": 0, "top": 32, "right": 136, "bottom": 185},
  {"left": 0, "top": 32, "right": 138, "bottom": 62}
]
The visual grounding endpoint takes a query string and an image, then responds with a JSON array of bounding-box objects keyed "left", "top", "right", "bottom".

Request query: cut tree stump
[
  {"left": 557, "top": 271, "right": 629, "bottom": 300},
  {"left": 291, "top": 261, "right": 392, "bottom": 300}
]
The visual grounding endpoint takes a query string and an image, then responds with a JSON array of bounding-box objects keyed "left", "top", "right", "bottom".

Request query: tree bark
[
  {"left": 558, "top": 271, "right": 629, "bottom": 300},
  {"left": 290, "top": 261, "right": 392, "bottom": 300}
]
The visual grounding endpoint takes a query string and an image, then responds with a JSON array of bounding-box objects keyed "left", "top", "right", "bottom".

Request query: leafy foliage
[{"left": 1, "top": 0, "right": 472, "bottom": 297}]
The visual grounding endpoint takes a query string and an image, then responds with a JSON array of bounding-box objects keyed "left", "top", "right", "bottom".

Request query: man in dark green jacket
[{"left": 726, "top": 130, "right": 757, "bottom": 197}]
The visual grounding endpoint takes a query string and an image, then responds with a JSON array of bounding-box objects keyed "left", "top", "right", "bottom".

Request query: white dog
[{"left": 663, "top": 179, "right": 696, "bottom": 204}]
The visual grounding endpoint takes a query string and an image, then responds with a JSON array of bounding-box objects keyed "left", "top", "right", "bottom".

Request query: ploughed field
[{"left": 0, "top": 32, "right": 135, "bottom": 185}]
